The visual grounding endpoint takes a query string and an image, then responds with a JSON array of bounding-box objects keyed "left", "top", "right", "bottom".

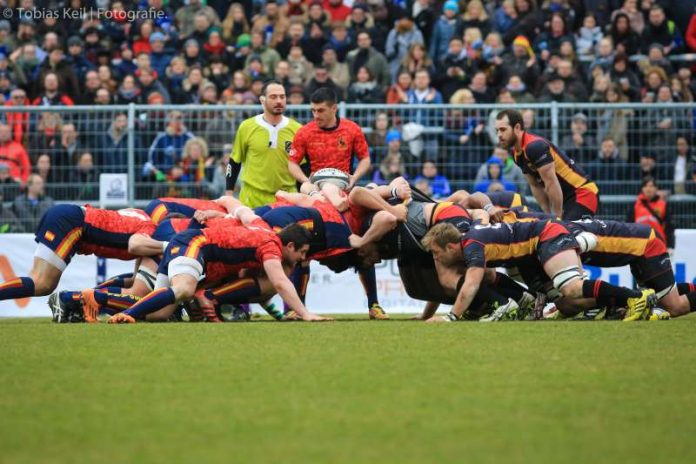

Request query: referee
[{"left": 226, "top": 80, "right": 302, "bottom": 208}]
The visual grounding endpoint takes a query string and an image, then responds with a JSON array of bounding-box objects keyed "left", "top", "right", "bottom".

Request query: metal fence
[{"left": 1, "top": 103, "right": 696, "bottom": 230}]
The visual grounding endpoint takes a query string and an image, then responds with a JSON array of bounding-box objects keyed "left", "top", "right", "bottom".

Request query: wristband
[
  {"left": 447, "top": 312, "right": 460, "bottom": 321},
  {"left": 390, "top": 187, "right": 398, "bottom": 199},
  {"left": 483, "top": 203, "right": 495, "bottom": 213},
  {"left": 308, "top": 190, "right": 321, "bottom": 196}
]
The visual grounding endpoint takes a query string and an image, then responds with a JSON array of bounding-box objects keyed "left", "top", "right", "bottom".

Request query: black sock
[
  {"left": 677, "top": 283, "right": 696, "bottom": 295},
  {"left": 358, "top": 265, "right": 379, "bottom": 308},
  {"left": 206, "top": 277, "right": 261, "bottom": 305},
  {"left": 582, "top": 280, "right": 641, "bottom": 307},
  {"left": 0, "top": 277, "right": 35, "bottom": 300},
  {"left": 494, "top": 272, "right": 526, "bottom": 301}
]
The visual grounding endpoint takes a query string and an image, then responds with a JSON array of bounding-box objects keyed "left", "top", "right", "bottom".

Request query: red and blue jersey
[
  {"left": 145, "top": 197, "right": 227, "bottom": 225},
  {"left": 78, "top": 207, "right": 155, "bottom": 260}
]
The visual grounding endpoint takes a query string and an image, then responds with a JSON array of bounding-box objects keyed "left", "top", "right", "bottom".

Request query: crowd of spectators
[{"left": 1, "top": 0, "right": 696, "bottom": 229}]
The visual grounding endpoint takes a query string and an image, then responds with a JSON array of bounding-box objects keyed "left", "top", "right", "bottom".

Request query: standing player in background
[
  {"left": 286, "top": 88, "right": 386, "bottom": 319},
  {"left": 287, "top": 88, "right": 372, "bottom": 210},
  {"left": 495, "top": 109, "right": 600, "bottom": 220},
  {"left": 225, "top": 80, "right": 302, "bottom": 208}
]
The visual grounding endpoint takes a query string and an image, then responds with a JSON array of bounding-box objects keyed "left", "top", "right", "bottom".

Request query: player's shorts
[
  {"left": 406, "top": 201, "right": 428, "bottom": 238},
  {"left": 158, "top": 229, "right": 207, "bottom": 281},
  {"left": 631, "top": 253, "right": 675, "bottom": 299},
  {"left": 34, "top": 205, "right": 85, "bottom": 271},
  {"left": 240, "top": 184, "right": 278, "bottom": 209},
  {"left": 563, "top": 183, "right": 599, "bottom": 220},
  {"left": 536, "top": 222, "right": 579, "bottom": 266}
]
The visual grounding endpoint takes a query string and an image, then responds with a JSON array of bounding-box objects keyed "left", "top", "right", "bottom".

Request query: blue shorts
[{"left": 34, "top": 205, "right": 85, "bottom": 270}]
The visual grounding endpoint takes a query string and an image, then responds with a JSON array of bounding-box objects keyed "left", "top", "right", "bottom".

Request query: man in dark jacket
[{"left": 641, "top": 5, "right": 684, "bottom": 55}]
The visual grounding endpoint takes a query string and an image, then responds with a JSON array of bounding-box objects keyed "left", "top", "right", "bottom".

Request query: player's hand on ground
[
  {"left": 303, "top": 313, "right": 334, "bottom": 322},
  {"left": 409, "top": 314, "right": 425, "bottom": 320},
  {"left": 424, "top": 316, "right": 450, "bottom": 323}
]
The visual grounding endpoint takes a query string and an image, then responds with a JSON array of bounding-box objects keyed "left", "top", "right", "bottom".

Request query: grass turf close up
[{"left": 1, "top": 316, "right": 695, "bottom": 464}]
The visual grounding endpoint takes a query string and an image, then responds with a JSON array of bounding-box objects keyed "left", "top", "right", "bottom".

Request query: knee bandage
[
  {"left": 135, "top": 266, "right": 158, "bottom": 291},
  {"left": 552, "top": 266, "right": 585, "bottom": 290}
]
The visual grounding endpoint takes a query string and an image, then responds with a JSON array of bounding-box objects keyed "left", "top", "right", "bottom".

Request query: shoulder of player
[{"left": 340, "top": 119, "right": 363, "bottom": 131}]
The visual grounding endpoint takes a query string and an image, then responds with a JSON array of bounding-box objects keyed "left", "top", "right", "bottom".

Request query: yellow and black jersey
[{"left": 488, "top": 191, "right": 527, "bottom": 209}]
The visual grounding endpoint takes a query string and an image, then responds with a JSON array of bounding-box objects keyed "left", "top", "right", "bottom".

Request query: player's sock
[
  {"left": 0, "top": 277, "right": 35, "bottom": 300},
  {"left": 677, "top": 283, "right": 696, "bottom": 295},
  {"left": 686, "top": 292, "right": 696, "bottom": 312},
  {"left": 582, "top": 280, "right": 641, "bottom": 307},
  {"left": 124, "top": 288, "right": 176, "bottom": 320},
  {"left": 493, "top": 272, "right": 526, "bottom": 302},
  {"left": 59, "top": 291, "right": 82, "bottom": 304},
  {"left": 205, "top": 277, "right": 261, "bottom": 305},
  {"left": 358, "top": 265, "right": 379, "bottom": 308},
  {"left": 261, "top": 300, "right": 283, "bottom": 320},
  {"left": 93, "top": 290, "right": 140, "bottom": 315},
  {"left": 285, "top": 264, "right": 310, "bottom": 313},
  {"left": 96, "top": 273, "right": 133, "bottom": 289}
]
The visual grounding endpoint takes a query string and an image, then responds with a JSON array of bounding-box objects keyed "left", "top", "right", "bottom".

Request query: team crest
[
  {"left": 285, "top": 141, "right": 292, "bottom": 153},
  {"left": 338, "top": 136, "right": 347, "bottom": 149}
]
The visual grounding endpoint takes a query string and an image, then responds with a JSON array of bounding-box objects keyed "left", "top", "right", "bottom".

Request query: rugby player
[
  {"left": 495, "top": 109, "right": 599, "bottom": 220},
  {"left": 421, "top": 221, "right": 656, "bottom": 322}
]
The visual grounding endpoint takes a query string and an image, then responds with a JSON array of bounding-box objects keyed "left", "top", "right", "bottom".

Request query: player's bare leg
[{"left": 0, "top": 257, "right": 63, "bottom": 304}]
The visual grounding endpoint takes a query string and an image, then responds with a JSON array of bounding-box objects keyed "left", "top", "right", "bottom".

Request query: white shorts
[
  {"left": 168, "top": 256, "right": 204, "bottom": 282},
  {"left": 34, "top": 243, "right": 67, "bottom": 272}
]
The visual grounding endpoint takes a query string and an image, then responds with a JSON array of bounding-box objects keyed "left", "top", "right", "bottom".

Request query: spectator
[
  {"left": 99, "top": 112, "right": 131, "bottom": 172},
  {"left": 468, "top": 70, "right": 495, "bottom": 103},
  {"left": 641, "top": 5, "right": 683, "bottom": 55},
  {"left": 346, "top": 32, "right": 390, "bottom": 89},
  {"left": 326, "top": 23, "right": 353, "bottom": 63},
  {"left": 287, "top": 45, "right": 315, "bottom": 86},
  {"left": 55, "top": 123, "right": 81, "bottom": 181},
  {"left": 0, "top": 188, "right": 25, "bottom": 233},
  {"left": 646, "top": 42, "right": 674, "bottom": 75},
  {"left": 435, "top": 37, "right": 470, "bottom": 102},
  {"left": 501, "top": 35, "right": 540, "bottom": 88},
  {"left": 671, "top": 76, "right": 693, "bottom": 103},
  {"left": 414, "top": 160, "right": 451, "bottom": 199},
  {"left": 386, "top": 70, "right": 412, "bottom": 106},
  {"left": 597, "top": 137, "right": 621, "bottom": 163},
  {"left": 3, "top": 89, "right": 30, "bottom": 145},
  {"left": 221, "top": 3, "right": 250, "bottom": 44},
  {"left": 181, "top": 137, "right": 209, "bottom": 184},
  {"left": 246, "top": 31, "right": 281, "bottom": 78},
  {"left": 143, "top": 110, "right": 194, "bottom": 181},
  {"left": 533, "top": 12, "right": 574, "bottom": 62},
  {"left": 412, "top": 0, "right": 437, "bottom": 47},
  {"left": 475, "top": 147, "right": 527, "bottom": 194},
  {"left": 0, "top": 162, "right": 21, "bottom": 203},
  {"left": 611, "top": 0, "right": 645, "bottom": 35},
  {"left": 78, "top": 70, "right": 101, "bottom": 105},
  {"left": 208, "top": 146, "right": 230, "bottom": 198},
  {"left": 277, "top": 22, "right": 309, "bottom": 60},
  {"left": 137, "top": 68, "right": 171, "bottom": 104},
  {"left": 473, "top": 156, "right": 517, "bottom": 193},
  {"left": 642, "top": 84, "right": 687, "bottom": 162},
  {"left": 114, "top": 74, "right": 141, "bottom": 105},
  {"left": 560, "top": 112, "right": 596, "bottom": 163},
  {"left": 596, "top": 83, "right": 633, "bottom": 161},
  {"left": 588, "top": 37, "right": 615, "bottom": 77},
  {"left": 97, "top": 65, "right": 117, "bottom": 94},
  {"left": 304, "top": 14, "right": 330, "bottom": 66},
  {"left": 66, "top": 36, "right": 94, "bottom": 83},
  {"left": 0, "top": 122, "right": 31, "bottom": 184},
  {"left": 673, "top": 136, "right": 693, "bottom": 194},
  {"left": 538, "top": 72, "right": 576, "bottom": 103},
  {"left": 385, "top": 17, "right": 424, "bottom": 81},
  {"left": 251, "top": 0, "right": 289, "bottom": 48},
  {"left": 609, "top": 12, "right": 641, "bottom": 56},
  {"left": 372, "top": 153, "right": 407, "bottom": 185},
  {"left": 181, "top": 66, "right": 212, "bottom": 104},
  {"left": 324, "top": 0, "right": 352, "bottom": 22},
  {"left": 28, "top": 112, "right": 62, "bottom": 161},
  {"left": 13, "top": 173, "right": 54, "bottom": 232},
  {"left": 69, "top": 152, "right": 98, "bottom": 201},
  {"left": 627, "top": 176, "right": 674, "bottom": 249},
  {"left": 556, "top": 59, "right": 589, "bottom": 101},
  {"left": 481, "top": 32, "right": 507, "bottom": 89},
  {"left": 149, "top": 32, "right": 173, "bottom": 79},
  {"left": 459, "top": 0, "right": 491, "bottom": 39},
  {"left": 31, "top": 72, "right": 74, "bottom": 107},
  {"left": 429, "top": 1, "right": 462, "bottom": 66},
  {"left": 504, "top": 74, "right": 536, "bottom": 104},
  {"left": 288, "top": 85, "right": 306, "bottom": 105},
  {"left": 494, "top": 0, "right": 518, "bottom": 35},
  {"left": 347, "top": 66, "right": 385, "bottom": 104},
  {"left": 176, "top": 0, "right": 221, "bottom": 39},
  {"left": 638, "top": 153, "right": 658, "bottom": 181},
  {"left": 407, "top": 69, "right": 443, "bottom": 160},
  {"left": 609, "top": 52, "right": 640, "bottom": 101},
  {"left": 642, "top": 66, "right": 668, "bottom": 97},
  {"left": 446, "top": 88, "right": 488, "bottom": 164},
  {"left": 346, "top": 4, "right": 375, "bottom": 43},
  {"left": 182, "top": 38, "right": 207, "bottom": 68},
  {"left": 503, "top": 0, "right": 542, "bottom": 46},
  {"left": 399, "top": 43, "right": 435, "bottom": 80},
  {"left": 229, "top": 33, "right": 252, "bottom": 73},
  {"left": 367, "top": 113, "right": 390, "bottom": 163},
  {"left": 306, "top": 64, "right": 344, "bottom": 101},
  {"left": 133, "top": 21, "right": 155, "bottom": 56},
  {"left": 34, "top": 46, "right": 81, "bottom": 101},
  {"left": 322, "top": 45, "right": 350, "bottom": 92},
  {"left": 576, "top": 13, "right": 603, "bottom": 57}
]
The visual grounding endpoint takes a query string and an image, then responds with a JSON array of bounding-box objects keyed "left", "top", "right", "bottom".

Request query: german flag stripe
[
  {"left": 297, "top": 219, "right": 314, "bottom": 231},
  {"left": 0, "top": 278, "right": 23, "bottom": 290},
  {"left": 151, "top": 204, "right": 169, "bottom": 225},
  {"left": 184, "top": 235, "right": 208, "bottom": 259},
  {"left": 56, "top": 228, "right": 83, "bottom": 260},
  {"left": 485, "top": 238, "right": 539, "bottom": 261},
  {"left": 595, "top": 236, "right": 648, "bottom": 257}
]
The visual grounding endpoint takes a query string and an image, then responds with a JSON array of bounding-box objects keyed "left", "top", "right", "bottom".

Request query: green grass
[{"left": 1, "top": 316, "right": 696, "bottom": 464}]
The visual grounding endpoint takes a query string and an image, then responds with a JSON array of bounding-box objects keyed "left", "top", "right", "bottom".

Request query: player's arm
[
  {"left": 426, "top": 266, "right": 484, "bottom": 323},
  {"left": 348, "top": 128, "right": 372, "bottom": 190},
  {"left": 128, "top": 233, "right": 168, "bottom": 256},
  {"left": 466, "top": 192, "right": 504, "bottom": 222},
  {"left": 349, "top": 157, "right": 372, "bottom": 190},
  {"left": 215, "top": 195, "right": 245, "bottom": 214},
  {"left": 468, "top": 208, "right": 490, "bottom": 225},
  {"left": 537, "top": 164, "right": 563, "bottom": 218},
  {"left": 263, "top": 259, "right": 331, "bottom": 321},
  {"left": 526, "top": 173, "right": 551, "bottom": 214},
  {"left": 349, "top": 210, "right": 398, "bottom": 249},
  {"left": 225, "top": 126, "right": 246, "bottom": 196},
  {"left": 275, "top": 190, "right": 325, "bottom": 207},
  {"left": 288, "top": 131, "right": 310, "bottom": 184},
  {"left": 348, "top": 186, "right": 407, "bottom": 222}
]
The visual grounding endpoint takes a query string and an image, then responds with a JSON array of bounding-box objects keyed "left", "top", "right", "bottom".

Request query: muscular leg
[{"left": 0, "top": 257, "right": 62, "bottom": 300}]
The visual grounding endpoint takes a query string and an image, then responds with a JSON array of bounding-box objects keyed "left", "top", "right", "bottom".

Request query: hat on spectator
[
  {"left": 149, "top": 32, "right": 166, "bottom": 43},
  {"left": 322, "top": 43, "right": 336, "bottom": 53},
  {"left": 0, "top": 20, "right": 10, "bottom": 32},
  {"left": 513, "top": 35, "right": 534, "bottom": 58},
  {"left": 572, "top": 112, "right": 587, "bottom": 122},
  {"left": 547, "top": 71, "right": 563, "bottom": 83},
  {"left": 67, "top": 36, "right": 83, "bottom": 47},
  {"left": 353, "top": 3, "right": 368, "bottom": 12},
  {"left": 206, "top": 27, "right": 222, "bottom": 39},
  {"left": 236, "top": 33, "right": 251, "bottom": 48},
  {"left": 386, "top": 129, "right": 401, "bottom": 143},
  {"left": 443, "top": 0, "right": 459, "bottom": 13}
]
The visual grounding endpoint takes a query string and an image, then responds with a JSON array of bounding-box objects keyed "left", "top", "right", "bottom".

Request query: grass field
[{"left": 1, "top": 316, "right": 696, "bottom": 464}]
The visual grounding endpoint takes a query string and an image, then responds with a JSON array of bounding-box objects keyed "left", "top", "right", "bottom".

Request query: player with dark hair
[
  {"left": 0, "top": 205, "right": 167, "bottom": 320},
  {"left": 225, "top": 80, "right": 302, "bottom": 208},
  {"left": 108, "top": 206, "right": 331, "bottom": 323},
  {"left": 495, "top": 109, "right": 599, "bottom": 220},
  {"left": 421, "top": 221, "right": 656, "bottom": 322}
]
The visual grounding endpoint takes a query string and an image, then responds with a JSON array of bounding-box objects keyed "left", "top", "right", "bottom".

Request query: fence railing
[{"left": 1, "top": 103, "right": 695, "bottom": 231}]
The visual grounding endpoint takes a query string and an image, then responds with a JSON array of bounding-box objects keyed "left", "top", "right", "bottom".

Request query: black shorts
[
  {"left": 537, "top": 233, "right": 579, "bottom": 266},
  {"left": 630, "top": 253, "right": 674, "bottom": 295}
]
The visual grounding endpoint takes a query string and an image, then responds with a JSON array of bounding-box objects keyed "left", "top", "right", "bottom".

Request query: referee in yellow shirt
[{"left": 226, "top": 80, "right": 302, "bottom": 207}]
